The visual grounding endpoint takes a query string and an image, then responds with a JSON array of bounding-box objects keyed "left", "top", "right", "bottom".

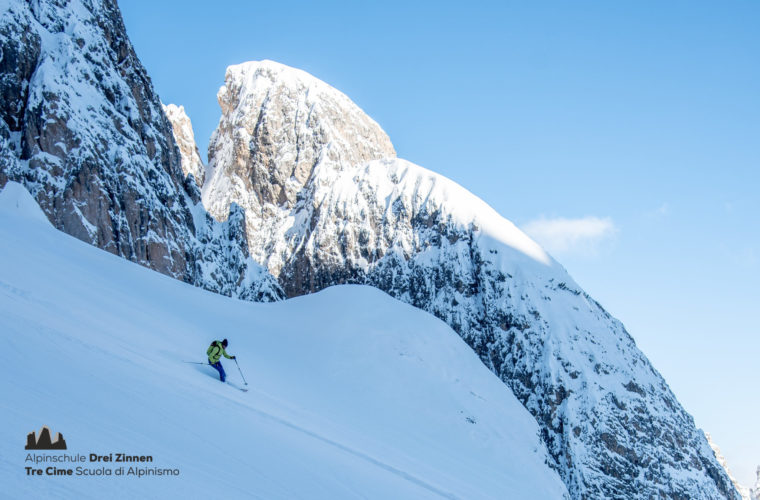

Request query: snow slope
[{"left": 0, "top": 182, "right": 568, "bottom": 499}]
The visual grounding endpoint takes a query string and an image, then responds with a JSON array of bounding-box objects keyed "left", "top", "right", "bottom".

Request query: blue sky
[{"left": 120, "top": 0, "right": 759, "bottom": 485}]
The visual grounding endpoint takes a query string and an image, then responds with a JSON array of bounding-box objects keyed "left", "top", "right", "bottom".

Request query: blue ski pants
[{"left": 209, "top": 360, "right": 226, "bottom": 382}]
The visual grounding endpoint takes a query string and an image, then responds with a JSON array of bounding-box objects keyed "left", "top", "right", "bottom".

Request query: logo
[{"left": 25, "top": 426, "right": 67, "bottom": 450}]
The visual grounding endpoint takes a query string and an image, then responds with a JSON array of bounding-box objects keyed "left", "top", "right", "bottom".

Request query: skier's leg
[{"left": 209, "top": 361, "right": 225, "bottom": 382}]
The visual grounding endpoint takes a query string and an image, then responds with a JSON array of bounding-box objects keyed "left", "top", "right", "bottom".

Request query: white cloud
[
  {"left": 720, "top": 244, "right": 758, "bottom": 268},
  {"left": 520, "top": 216, "right": 618, "bottom": 257},
  {"left": 644, "top": 202, "right": 670, "bottom": 218},
  {"left": 655, "top": 202, "right": 670, "bottom": 216}
]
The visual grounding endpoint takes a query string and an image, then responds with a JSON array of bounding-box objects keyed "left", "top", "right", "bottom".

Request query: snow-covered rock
[
  {"left": 203, "top": 60, "right": 741, "bottom": 499},
  {"left": 203, "top": 60, "right": 396, "bottom": 276},
  {"left": 751, "top": 466, "right": 760, "bottom": 500},
  {"left": 0, "top": 0, "right": 282, "bottom": 302},
  {"left": 162, "top": 103, "right": 205, "bottom": 187}
]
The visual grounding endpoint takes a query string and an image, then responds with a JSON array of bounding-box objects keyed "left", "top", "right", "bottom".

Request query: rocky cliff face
[
  {"left": 0, "top": 0, "right": 282, "bottom": 302},
  {"left": 203, "top": 61, "right": 396, "bottom": 279},
  {"left": 202, "top": 60, "right": 740, "bottom": 499},
  {"left": 162, "top": 103, "right": 205, "bottom": 187}
]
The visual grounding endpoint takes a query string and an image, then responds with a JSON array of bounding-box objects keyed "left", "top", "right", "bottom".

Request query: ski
[{"left": 184, "top": 359, "right": 246, "bottom": 391}]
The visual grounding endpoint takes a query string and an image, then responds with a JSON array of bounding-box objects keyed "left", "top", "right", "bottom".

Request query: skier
[{"left": 207, "top": 338, "right": 236, "bottom": 382}]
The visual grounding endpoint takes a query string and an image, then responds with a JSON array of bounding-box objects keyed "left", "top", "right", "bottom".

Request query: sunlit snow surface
[{"left": 0, "top": 183, "right": 568, "bottom": 499}]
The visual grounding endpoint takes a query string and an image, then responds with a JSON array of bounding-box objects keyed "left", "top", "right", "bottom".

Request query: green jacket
[{"left": 207, "top": 341, "right": 233, "bottom": 364}]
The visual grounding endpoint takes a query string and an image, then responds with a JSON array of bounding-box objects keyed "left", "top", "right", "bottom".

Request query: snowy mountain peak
[
  {"left": 162, "top": 103, "right": 205, "bottom": 187},
  {"left": 203, "top": 59, "right": 396, "bottom": 221},
  {"left": 220, "top": 60, "right": 350, "bottom": 112}
]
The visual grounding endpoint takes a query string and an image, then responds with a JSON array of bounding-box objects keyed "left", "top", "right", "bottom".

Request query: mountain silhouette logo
[{"left": 25, "top": 426, "right": 67, "bottom": 450}]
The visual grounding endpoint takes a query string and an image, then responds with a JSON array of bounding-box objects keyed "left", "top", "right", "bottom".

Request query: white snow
[
  {"left": 0, "top": 182, "right": 568, "bottom": 499},
  {"left": 0, "top": 181, "right": 52, "bottom": 226},
  {"left": 353, "top": 158, "right": 553, "bottom": 266}
]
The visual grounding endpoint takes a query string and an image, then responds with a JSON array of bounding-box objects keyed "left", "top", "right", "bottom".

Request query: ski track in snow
[{"left": 218, "top": 383, "right": 459, "bottom": 500}]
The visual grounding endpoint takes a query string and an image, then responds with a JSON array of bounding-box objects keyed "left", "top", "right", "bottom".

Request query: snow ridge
[{"left": 0, "top": 181, "right": 51, "bottom": 225}]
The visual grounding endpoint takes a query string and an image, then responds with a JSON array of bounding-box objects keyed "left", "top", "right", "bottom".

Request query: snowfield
[{"left": 0, "top": 182, "right": 568, "bottom": 499}]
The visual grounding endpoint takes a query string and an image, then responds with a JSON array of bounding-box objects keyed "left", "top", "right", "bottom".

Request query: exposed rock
[
  {"left": 203, "top": 60, "right": 396, "bottom": 278},
  {"left": 0, "top": 0, "right": 282, "bottom": 302},
  {"left": 162, "top": 103, "right": 205, "bottom": 187}
]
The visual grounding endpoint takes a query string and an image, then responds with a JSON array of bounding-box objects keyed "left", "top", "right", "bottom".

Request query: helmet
[{"left": 222, "top": 339, "right": 228, "bottom": 347}]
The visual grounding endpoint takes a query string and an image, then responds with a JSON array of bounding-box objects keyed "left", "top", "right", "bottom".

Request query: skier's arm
[{"left": 222, "top": 347, "right": 234, "bottom": 359}]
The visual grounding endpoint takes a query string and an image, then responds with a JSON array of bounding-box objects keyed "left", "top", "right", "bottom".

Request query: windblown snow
[{"left": 0, "top": 182, "right": 568, "bottom": 499}]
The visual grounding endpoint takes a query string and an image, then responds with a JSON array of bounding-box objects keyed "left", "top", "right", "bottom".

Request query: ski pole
[
  {"left": 183, "top": 361, "right": 206, "bottom": 365},
  {"left": 234, "top": 358, "right": 248, "bottom": 385}
]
